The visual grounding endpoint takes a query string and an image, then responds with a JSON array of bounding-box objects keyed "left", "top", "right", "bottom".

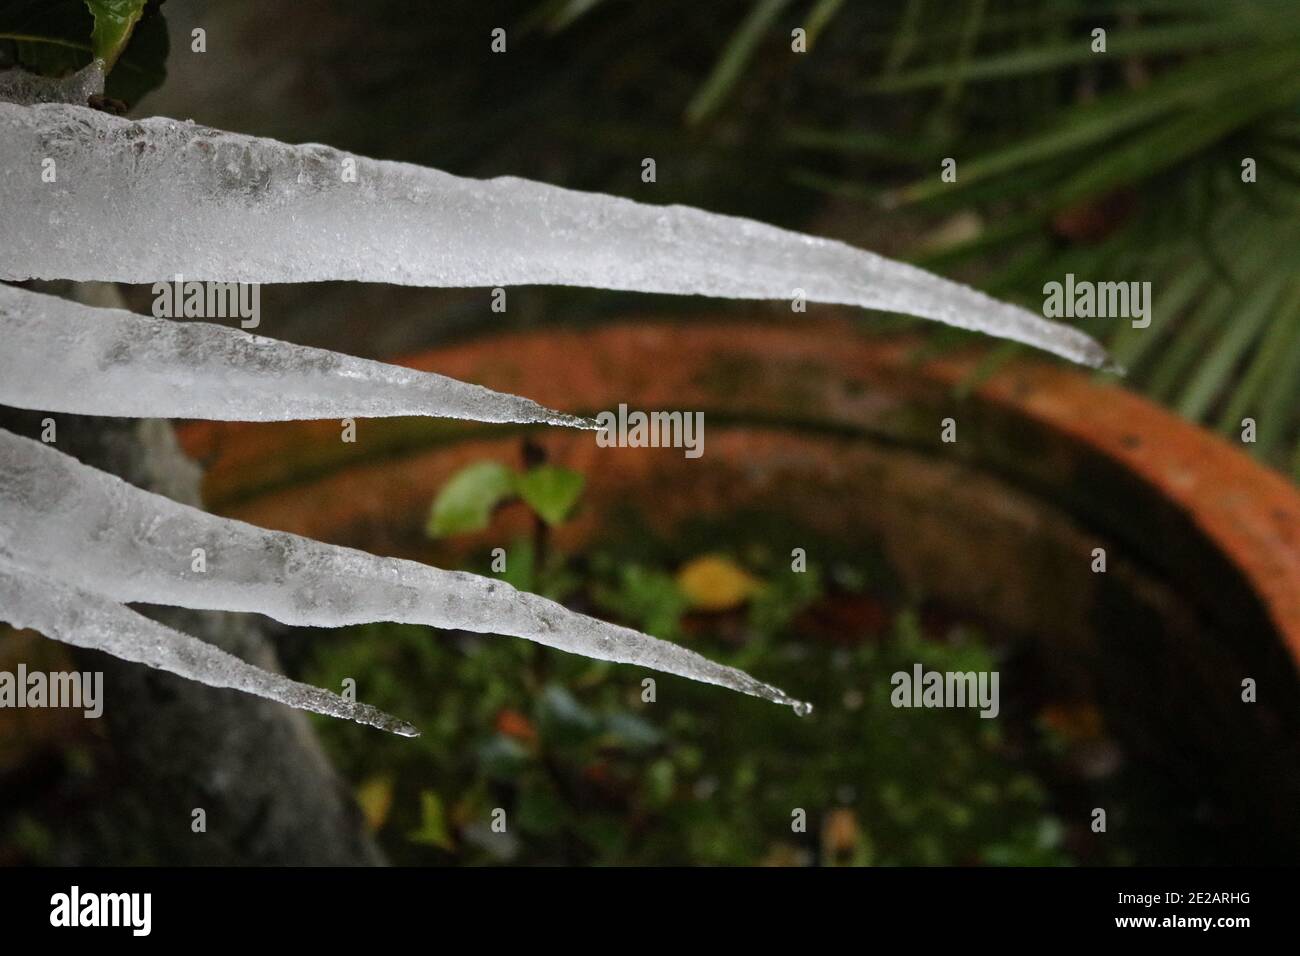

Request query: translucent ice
[
  {"left": 0, "top": 555, "right": 418, "bottom": 735},
  {"left": 0, "top": 429, "right": 808, "bottom": 712},
  {"left": 0, "top": 102, "right": 1111, "bottom": 368},
  {"left": 0, "top": 284, "right": 592, "bottom": 427},
  {"left": 0, "top": 63, "right": 104, "bottom": 106}
]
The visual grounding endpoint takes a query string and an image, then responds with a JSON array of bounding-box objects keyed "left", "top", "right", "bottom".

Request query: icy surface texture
[
  {"left": 0, "top": 284, "right": 592, "bottom": 426},
  {"left": 0, "top": 555, "right": 417, "bottom": 735},
  {"left": 0, "top": 429, "right": 809, "bottom": 712},
  {"left": 0, "top": 63, "right": 104, "bottom": 106},
  {"left": 0, "top": 102, "right": 1111, "bottom": 368}
]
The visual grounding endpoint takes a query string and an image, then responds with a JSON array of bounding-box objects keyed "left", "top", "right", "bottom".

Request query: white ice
[
  {"left": 0, "top": 101, "right": 1112, "bottom": 368},
  {"left": 0, "top": 63, "right": 103, "bottom": 106},
  {"left": 0, "top": 284, "right": 592, "bottom": 427},
  {"left": 0, "top": 429, "right": 810, "bottom": 713},
  {"left": 0, "top": 554, "right": 418, "bottom": 735}
]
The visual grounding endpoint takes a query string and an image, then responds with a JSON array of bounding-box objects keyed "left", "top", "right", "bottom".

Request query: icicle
[
  {"left": 0, "top": 284, "right": 593, "bottom": 427},
  {"left": 0, "top": 429, "right": 810, "bottom": 713},
  {"left": 0, "top": 62, "right": 104, "bottom": 106},
  {"left": 0, "top": 102, "right": 1112, "bottom": 368},
  {"left": 0, "top": 555, "right": 419, "bottom": 736}
]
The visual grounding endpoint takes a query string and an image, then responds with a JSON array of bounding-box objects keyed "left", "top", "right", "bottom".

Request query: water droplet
[{"left": 792, "top": 700, "right": 814, "bottom": 717}]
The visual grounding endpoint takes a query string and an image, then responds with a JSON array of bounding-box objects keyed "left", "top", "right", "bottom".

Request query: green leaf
[
  {"left": 0, "top": 0, "right": 169, "bottom": 106},
  {"left": 1050, "top": 72, "right": 1300, "bottom": 209},
  {"left": 85, "top": 0, "right": 145, "bottom": 70},
  {"left": 0, "top": 0, "right": 95, "bottom": 76},
  {"left": 538, "top": 0, "right": 609, "bottom": 32},
  {"left": 804, "top": 0, "right": 844, "bottom": 49},
  {"left": 103, "top": 0, "right": 166, "bottom": 105},
  {"left": 897, "top": 44, "right": 1300, "bottom": 203},
  {"left": 685, "top": 0, "right": 792, "bottom": 126},
  {"left": 864, "top": 19, "right": 1287, "bottom": 94},
  {"left": 425, "top": 461, "right": 517, "bottom": 538},
  {"left": 1252, "top": 283, "right": 1300, "bottom": 456},
  {"left": 515, "top": 465, "right": 584, "bottom": 526},
  {"left": 1108, "top": 255, "right": 1208, "bottom": 374},
  {"left": 1175, "top": 272, "right": 1284, "bottom": 420},
  {"left": 406, "top": 791, "right": 454, "bottom": 850},
  {"left": 1149, "top": 283, "right": 1239, "bottom": 403},
  {"left": 1215, "top": 296, "right": 1300, "bottom": 433}
]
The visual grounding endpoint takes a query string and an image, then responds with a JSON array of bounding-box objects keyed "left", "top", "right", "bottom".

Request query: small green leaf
[
  {"left": 515, "top": 465, "right": 584, "bottom": 526},
  {"left": 84, "top": 0, "right": 146, "bottom": 70},
  {"left": 407, "top": 791, "right": 453, "bottom": 850},
  {"left": 425, "top": 461, "right": 517, "bottom": 538}
]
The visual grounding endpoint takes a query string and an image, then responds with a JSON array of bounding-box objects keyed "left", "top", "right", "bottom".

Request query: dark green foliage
[{"left": 305, "top": 544, "right": 1081, "bottom": 866}]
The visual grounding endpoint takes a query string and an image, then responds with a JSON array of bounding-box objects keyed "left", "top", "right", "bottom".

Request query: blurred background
[{"left": 2, "top": 0, "right": 1299, "bottom": 866}]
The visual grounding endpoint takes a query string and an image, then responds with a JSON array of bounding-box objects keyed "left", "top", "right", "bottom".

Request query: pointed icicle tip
[
  {"left": 0, "top": 284, "right": 597, "bottom": 428},
  {"left": 0, "top": 428, "right": 809, "bottom": 715}
]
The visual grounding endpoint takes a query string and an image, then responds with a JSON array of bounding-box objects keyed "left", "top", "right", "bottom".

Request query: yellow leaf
[
  {"left": 356, "top": 775, "right": 394, "bottom": 832},
  {"left": 676, "top": 555, "right": 760, "bottom": 612},
  {"left": 822, "top": 808, "right": 873, "bottom": 866}
]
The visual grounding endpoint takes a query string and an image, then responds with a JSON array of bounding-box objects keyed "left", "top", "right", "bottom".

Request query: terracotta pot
[{"left": 177, "top": 317, "right": 1300, "bottom": 860}]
